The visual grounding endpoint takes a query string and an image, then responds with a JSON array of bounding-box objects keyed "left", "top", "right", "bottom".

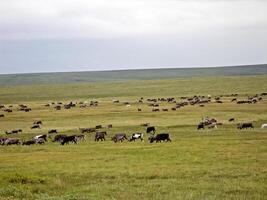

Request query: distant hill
[{"left": 0, "top": 64, "right": 266, "bottom": 86}]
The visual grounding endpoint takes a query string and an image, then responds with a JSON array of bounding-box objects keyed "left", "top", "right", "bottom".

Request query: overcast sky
[{"left": 0, "top": 0, "right": 267, "bottom": 74}]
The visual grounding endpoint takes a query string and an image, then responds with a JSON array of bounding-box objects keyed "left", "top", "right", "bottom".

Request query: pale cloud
[
  {"left": 0, "top": 0, "right": 266, "bottom": 39},
  {"left": 0, "top": 0, "right": 266, "bottom": 74}
]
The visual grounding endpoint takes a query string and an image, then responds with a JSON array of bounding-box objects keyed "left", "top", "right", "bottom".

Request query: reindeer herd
[
  {"left": 0, "top": 92, "right": 266, "bottom": 147},
  {"left": 0, "top": 121, "right": 170, "bottom": 146}
]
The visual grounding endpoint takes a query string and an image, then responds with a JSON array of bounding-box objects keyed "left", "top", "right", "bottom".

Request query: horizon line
[{"left": 0, "top": 63, "right": 266, "bottom": 76}]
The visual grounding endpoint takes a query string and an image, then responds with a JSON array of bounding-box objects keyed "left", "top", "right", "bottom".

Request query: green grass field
[{"left": 0, "top": 73, "right": 267, "bottom": 200}]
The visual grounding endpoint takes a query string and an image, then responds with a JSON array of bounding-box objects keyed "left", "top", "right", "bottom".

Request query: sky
[{"left": 0, "top": 0, "right": 267, "bottom": 74}]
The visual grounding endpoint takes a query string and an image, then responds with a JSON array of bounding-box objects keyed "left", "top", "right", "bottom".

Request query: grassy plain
[
  {"left": 0, "top": 75, "right": 267, "bottom": 200},
  {"left": 0, "top": 64, "right": 266, "bottom": 86}
]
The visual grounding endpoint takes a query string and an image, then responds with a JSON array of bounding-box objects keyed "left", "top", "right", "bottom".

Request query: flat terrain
[
  {"left": 0, "top": 73, "right": 267, "bottom": 200},
  {"left": 0, "top": 64, "right": 266, "bottom": 86}
]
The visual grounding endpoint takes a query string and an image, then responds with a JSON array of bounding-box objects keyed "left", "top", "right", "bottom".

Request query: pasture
[{"left": 0, "top": 74, "right": 267, "bottom": 200}]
